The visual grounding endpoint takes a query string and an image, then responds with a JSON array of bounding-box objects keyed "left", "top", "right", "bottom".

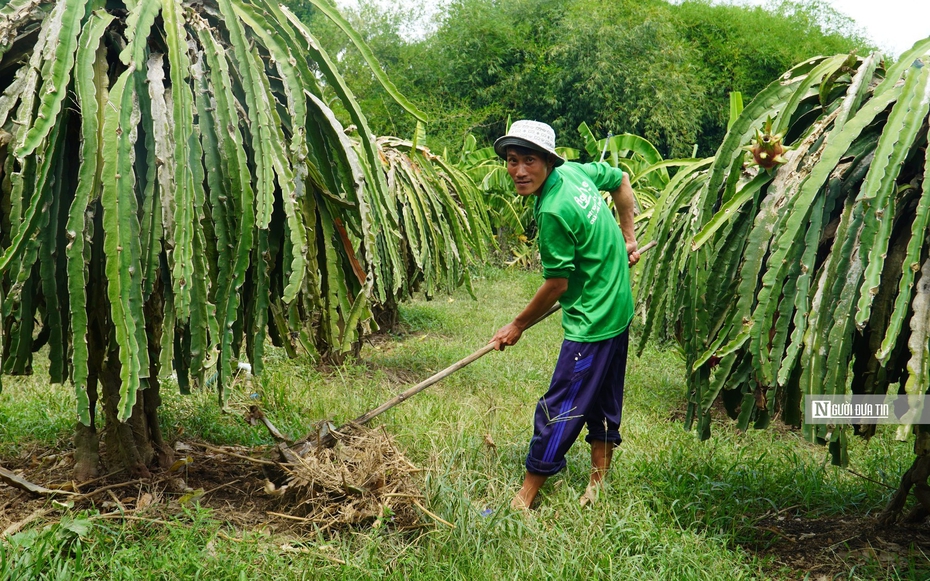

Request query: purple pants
[{"left": 525, "top": 330, "right": 629, "bottom": 476}]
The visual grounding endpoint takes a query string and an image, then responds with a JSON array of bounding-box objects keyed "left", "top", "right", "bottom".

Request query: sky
[{"left": 756, "top": 0, "right": 930, "bottom": 58}]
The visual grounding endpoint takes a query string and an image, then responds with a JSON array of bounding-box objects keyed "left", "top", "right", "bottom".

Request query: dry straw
[{"left": 275, "top": 423, "right": 426, "bottom": 531}]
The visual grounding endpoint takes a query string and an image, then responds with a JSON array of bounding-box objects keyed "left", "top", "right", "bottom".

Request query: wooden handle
[
  {"left": 351, "top": 342, "right": 500, "bottom": 426},
  {"left": 638, "top": 240, "right": 657, "bottom": 254}
]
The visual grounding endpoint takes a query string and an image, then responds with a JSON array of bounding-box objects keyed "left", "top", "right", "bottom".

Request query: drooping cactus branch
[
  {"left": 639, "top": 41, "right": 930, "bottom": 522},
  {"left": 0, "top": 0, "right": 489, "bottom": 477}
]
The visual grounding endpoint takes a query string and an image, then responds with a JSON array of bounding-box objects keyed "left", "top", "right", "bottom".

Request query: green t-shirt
[{"left": 534, "top": 162, "right": 633, "bottom": 342}]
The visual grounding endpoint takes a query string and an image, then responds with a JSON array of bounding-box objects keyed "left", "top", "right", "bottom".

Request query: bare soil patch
[
  {"left": 1, "top": 441, "right": 275, "bottom": 535},
  {"left": 746, "top": 513, "right": 930, "bottom": 578}
]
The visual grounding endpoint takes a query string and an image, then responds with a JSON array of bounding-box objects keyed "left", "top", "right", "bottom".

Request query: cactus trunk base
[
  {"left": 877, "top": 433, "right": 930, "bottom": 526},
  {"left": 99, "top": 360, "right": 153, "bottom": 479},
  {"left": 73, "top": 422, "right": 99, "bottom": 483},
  {"left": 72, "top": 277, "right": 173, "bottom": 481},
  {"left": 72, "top": 350, "right": 173, "bottom": 481}
]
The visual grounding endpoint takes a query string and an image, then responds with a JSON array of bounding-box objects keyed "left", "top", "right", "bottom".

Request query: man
[{"left": 488, "top": 120, "right": 640, "bottom": 510}]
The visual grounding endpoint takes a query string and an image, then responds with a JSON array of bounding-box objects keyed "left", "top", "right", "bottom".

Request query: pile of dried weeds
[
  {"left": 2, "top": 419, "right": 437, "bottom": 536},
  {"left": 271, "top": 423, "right": 430, "bottom": 531}
]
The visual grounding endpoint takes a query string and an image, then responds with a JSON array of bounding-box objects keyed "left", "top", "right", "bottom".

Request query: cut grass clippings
[{"left": 0, "top": 264, "right": 928, "bottom": 580}]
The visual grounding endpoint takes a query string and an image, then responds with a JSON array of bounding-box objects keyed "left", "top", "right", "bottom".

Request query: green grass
[{"left": 1, "top": 265, "right": 926, "bottom": 580}]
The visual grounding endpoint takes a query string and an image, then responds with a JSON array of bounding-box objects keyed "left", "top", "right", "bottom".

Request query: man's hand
[
  {"left": 490, "top": 322, "right": 524, "bottom": 351},
  {"left": 626, "top": 240, "right": 640, "bottom": 267}
]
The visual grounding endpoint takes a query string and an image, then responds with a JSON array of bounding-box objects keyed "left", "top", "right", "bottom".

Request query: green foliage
[
  {"left": 671, "top": 0, "right": 874, "bottom": 154},
  {"left": 285, "top": 0, "right": 431, "bottom": 139},
  {"left": 1, "top": 515, "right": 92, "bottom": 580},
  {"left": 638, "top": 42, "right": 930, "bottom": 463},
  {"left": 0, "top": 0, "right": 484, "bottom": 429},
  {"left": 577, "top": 122, "right": 701, "bottom": 222},
  {"left": 295, "top": 0, "right": 871, "bottom": 159},
  {"left": 548, "top": 0, "right": 706, "bottom": 159}
]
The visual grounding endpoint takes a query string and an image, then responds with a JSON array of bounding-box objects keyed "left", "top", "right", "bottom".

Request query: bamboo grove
[
  {"left": 0, "top": 0, "right": 491, "bottom": 476},
  {"left": 639, "top": 40, "right": 930, "bottom": 467}
]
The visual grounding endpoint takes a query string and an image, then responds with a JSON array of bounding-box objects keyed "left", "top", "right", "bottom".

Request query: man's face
[{"left": 506, "top": 148, "right": 551, "bottom": 196}]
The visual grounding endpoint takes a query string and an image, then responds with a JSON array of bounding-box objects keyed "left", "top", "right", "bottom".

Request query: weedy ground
[{"left": 1, "top": 265, "right": 928, "bottom": 580}]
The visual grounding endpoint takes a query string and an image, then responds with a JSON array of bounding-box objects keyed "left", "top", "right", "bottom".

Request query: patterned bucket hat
[{"left": 493, "top": 120, "right": 566, "bottom": 167}]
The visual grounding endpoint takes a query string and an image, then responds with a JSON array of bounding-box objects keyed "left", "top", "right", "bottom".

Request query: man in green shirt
[{"left": 489, "top": 120, "right": 640, "bottom": 509}]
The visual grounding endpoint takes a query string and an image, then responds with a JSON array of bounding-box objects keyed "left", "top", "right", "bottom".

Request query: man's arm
[
  {"left": 489, "top": 277, "right": 568, "bottom": 351},
  {"left": 610, "top": 172, "right": 639, "bottom": 266}
]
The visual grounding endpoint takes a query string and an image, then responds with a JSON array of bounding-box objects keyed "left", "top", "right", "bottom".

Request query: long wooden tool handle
[
  {"left": 351, "top": 240, "right": 658, "bottom": 427},
  {"left": 636, "top": 239, "right": 657, "bottom": 255},
  {"left": 351, "top": 302, "right": 559, "bottom": 426}
]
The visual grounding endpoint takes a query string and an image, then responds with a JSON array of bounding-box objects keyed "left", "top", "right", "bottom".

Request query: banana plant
[
  {"left": 577, "top": 122, "right": 702, "bottom": 224},
  {"left": 0, "top": 0, "right": 436, "bottom": 479},
  {"left": 638, "top": 40, "right": 930, "bottom": 523}
]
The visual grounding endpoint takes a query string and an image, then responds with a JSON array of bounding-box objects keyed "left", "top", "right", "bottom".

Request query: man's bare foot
[
  {"left": 511, "top": 471, "right": 547, "bottom": 510},
  {"left": 511, "top": 491, "right": 532, "bottom": 510},
  {"left": 579, "top": 483, "right": 600, "bottom": 507}
]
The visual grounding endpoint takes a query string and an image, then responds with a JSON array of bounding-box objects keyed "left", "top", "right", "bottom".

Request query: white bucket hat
[{"left": 494, "top": 120, "right": 565, "bottom": 167}]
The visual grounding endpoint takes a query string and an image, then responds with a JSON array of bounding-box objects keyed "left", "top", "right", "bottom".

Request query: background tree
[
  {"left": 296, "top": 0, "right": 872, "bottom": 158},
  {"left": 0, "top": 0, "right": 487, "bottom": 481},
  {"left": 285, "top": 0, "right": 427, "bottom": 137},
  {"left": 671, "top": 0, "right": 872, "bottom": 154},
  {"left": 637, "top": 39, "right": 930, "bottom": 525},
  {"left": 546, "top": 0, "right": 706, "bottom": 159}
]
